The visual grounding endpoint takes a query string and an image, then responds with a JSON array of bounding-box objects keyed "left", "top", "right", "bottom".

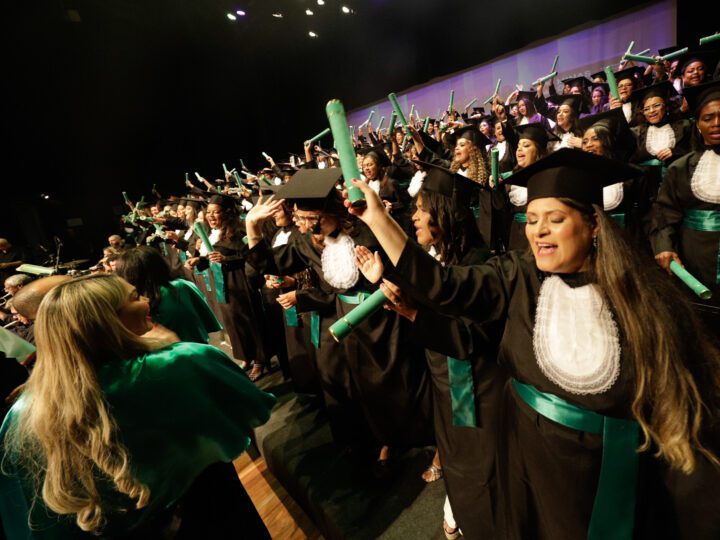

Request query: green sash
[
  {"left": 194, "top": 266, "right": 212, "bottom": 293},
  {"left": 512, "top": 379, "right": 640, "bottom": 540},
  {"left": 683, "top": 209, "right": 720, "bottom": 284},
  {"left": 284, "top": 305, "right": 299, "bottom": 327},
  {"left": 310, "top": 311, "right": 321, "bottom": 349},
  {"left": 209, "top": 262, "right": 226, "bottom": 304},
  {"left": 447, "top": 357, "right": 477, "bottom": 427},
  {"left": 513, "top": 213, "right": 527, "bottom": 223}
]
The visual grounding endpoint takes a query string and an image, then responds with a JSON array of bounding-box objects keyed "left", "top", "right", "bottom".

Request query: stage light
[
  {"left": 306, "top": 9, "right": 314, "bottom": 15},
  {"left": 317, "top": 0, "right": 325, "bottom": 5},
  {"left": 272, "top": 13, "right": 283, "bottom": 18},
  {"left": 341, "top": 6, "right": 351, "bottom": 14},
  {"left": 226, "top": 13, "right": 237, "bottom": 21},
  {"left": 308, "top": 31, "right": 318, "bottom": 38},
  {"left": 236, "top": 10, "right": 246, "bottom": 16}
]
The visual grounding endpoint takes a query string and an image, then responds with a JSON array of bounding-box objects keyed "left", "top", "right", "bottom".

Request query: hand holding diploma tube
[
  {"left": 326, "top": 99, "right": 365, "bottom": 207},
  {"left": 669, "top": 261, "right": 712, "bottom": 300},
  {"left": 484, "top": 79, "right": 502, "bottom": 105}
]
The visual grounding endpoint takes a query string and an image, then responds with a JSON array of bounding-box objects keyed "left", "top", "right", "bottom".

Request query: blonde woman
[{"left": 0, "top": 274, "right": 275, "bottom": 538}]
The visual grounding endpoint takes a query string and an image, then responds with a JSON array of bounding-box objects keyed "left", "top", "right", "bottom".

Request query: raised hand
[
  {"left": 342, "top": 179, "right": 387, "bottom": 227},
  {"left": 380, "top": 279, "right": 417, "bottom": 321},
  {"left": 355, "top": 246, "right": 384, "bottom": 284},
  {"left": 245, "top": 195, "right": 284, "bottom": 226}
]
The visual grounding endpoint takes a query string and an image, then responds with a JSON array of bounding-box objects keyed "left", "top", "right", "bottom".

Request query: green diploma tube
[
  {"left": 551, "top": 54, "right": 559, "bottom": 72},
  {"left": 464, "top": 97, "right": 477, "bottom": 111},
  {"left": 623, "top": 53, "right": 658, "bottom": 64},
  {"left": 388, "top": 111, "right": 397, "bottom": 133},
  {"left": 193, "top": 222, "right": 214, "bottom": 253},
  {"left": 185, "top": 172, "right": 189, "bottom": 182},
  {"left": 533, "top": 71, "right": 558, "bottom": 86},
  {"left": 306, "top": 127, "right": 331, "bottom": 145},
  {"left": 388, "top": 93, "right": 409, "bottom": 128},
  {"left": 222, "top": 163, "right": 229, "bottom": 174},
  {"left": 661, "top": 47, "right": 688, "bottom": 61},
  {"left": 624, "top": 40, "right": 635, "bottom": 57},
  {"left": 604, "top": 66, "right": 620, "bottom": 100},
  {"left": 377, "top": 116, "right": 386, "bottom": 131},
  {"left": 423, "top": 116, "right": 430, "bottom": 132},
  {"left": 325, "top": 99, "right": 366, "bottom": 207},
  {"left": 491, "top": 147, "right": 499, "bottom": 184},
  {"left": 408, "top": 104, "right": 415, "bottom": 122},
  {"left": 448, "top": 90, "right": 454, "bottom": 114},
  {"left": 232, "top": 171, "right": 243, "bottom": 189},
  {"left": 670, "top": 261, "right": 712, "bottom": 300},
  {"left": 122, "top": 191, "right": 130, "bottom": 204},
  {"left": 366, "top": 110, "right": 376, "bottom": 126},
  {"left": 329, "top": 289, "right": 388, "bottom": 342},
  {"left": 700, "top": 33, "right": 720, "bottom": 46},
  {"left": 484, "top": 78, "right": 502, "bottom": 104}
]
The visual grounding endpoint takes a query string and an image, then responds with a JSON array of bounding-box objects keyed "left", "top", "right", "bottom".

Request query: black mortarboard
[
  {"left": 677, "top": 49, "right": 717, "bottom": 74},
  {"left": 612, "top": 66, "right": 645, "bottom": 85},
  {"left": 412, "top": 160, "right": 480, "bottom": 199},
  {"left": 471, "top": 106, "right": 486, "bottom": 117},
  {"left": 658, "top": 45, "right": 682, "bottom": 58},
  {"left": 207, "top": 193, "right": 241, "bottom": 211},
  {"left": 516, "top": 90, "right": 538, "bottom": 104},
  {"left": 450, "top": 125, "right": 492, "bottom": 148},
  {"left": 177, "top": 197, "right": 206, "bottom": 210},
  {"left": 276, "top": 168, "right": 344, "bottom": 212},
  {"left": 357, "top": 145, "right": 391, "bottom": 167},
  {"left": 418, "top": 129, "right": 444, "bottom": 155},
  {"left": 629, "top": 81, "right": 677, "bottom": 106},
  {"left": 513, "top": 122, "right": 560, "bottom": 148},
  {"left": 591, "top": 81, "right": 610, "bottom": 94},
  {"left": 505, "top": 148, "right": 641, "bottom": 207},
  {"left": 682, "top": 79, "right": 720, "bottom": 115},
  {"left": 546, "top": 94, "right": 583, "bottom": 116},
  {"left": 561, "top": 76, "right": 592, "bottom": 91},
  {"left": 576, "top": 108, "right": 635, "bottom": 160},
  {"left": 590, "top": 70, "right": 607, "bottom": 82}
]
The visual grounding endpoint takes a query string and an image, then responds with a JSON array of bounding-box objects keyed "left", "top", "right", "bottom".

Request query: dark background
[{"left": 1, "top": 0, "right": 711, "bottom": 260}]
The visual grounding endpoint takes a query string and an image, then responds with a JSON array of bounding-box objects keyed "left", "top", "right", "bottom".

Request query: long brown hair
[
  {"left": 562, "top": 198, "right": 720, "bottom": 473},
  {"left": 4, "top": 274, "right": 156, "bottom": 532}
]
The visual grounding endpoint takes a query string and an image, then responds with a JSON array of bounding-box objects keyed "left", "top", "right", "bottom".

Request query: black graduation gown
[
  {"left": 244, "top": 232, "right": 369, "bottom": 447},
  {"left": 246, "top": 226, "right": 433, "bottom": 449},
  {"left": 197, "top": 236, "right": 268, "bottom": 365},
  {"left": 386, "top": 242, "right": 691, "bottom": 540},
  {"left": 630, "top": 119, "right": 692, "bottom": 165},
  {"left": 650, "top": 150, "right": 720, "bottom": 330},
  {"left": 409, "top": 247, "right": 506, "bottom": 539}
]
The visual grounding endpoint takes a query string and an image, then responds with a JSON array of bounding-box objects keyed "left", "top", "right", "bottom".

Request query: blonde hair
[
  {"left": 5, "top": 274, "right": 154, "bottom": 533},
  {"left": 450, "top": 143, "right": 489, "bottom": 186}
]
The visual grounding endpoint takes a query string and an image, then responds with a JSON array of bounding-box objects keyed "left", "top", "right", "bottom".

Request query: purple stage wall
[{"left": 347, "top": 0, "right": 675, "bottom": 128}]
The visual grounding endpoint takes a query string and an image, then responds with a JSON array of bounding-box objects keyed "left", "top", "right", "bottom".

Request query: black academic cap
[
  {"left": 357, "top": 145, "right": 391, "bottom": 167},
  {"left": 682, "top": 79, "right": 720, "bottom": 115},
  {"left": 658, "top": 45, "right": 682, "bottom": 58},
  {"left": 576, "top": 108, "right": 635, "bottom": 160},
  {"left": 505, "top": 148, "right": 641, "bottom": 207},
  {"left": 451, "top": 125, "right": 493, "bottom": 148},
  {"left": 277, "top": 162, "right": 299, "bottom": 175},
  {"left": 546, "top": 94, "right": 583, "bottom": 115},
  {"left": 612, "top": 66, "right": 645, "bottom": 84},
  {"left": 677, "top": 49, "right": 717, "bottom": 74},
  {"left": 177, "top": 197, "right": 206, "bottom": 210},
  {"left": 591, "top": 81, "right": 610, "bottom": 94},
  {"left": 561, "top": 76, "right": 592, "bottom": 91},
  {"left": 629, "top": 80, "right": 677, "bottom": 106},
  {"left": 590, "top": 70, "right": 608, "bottom": 82},
  {"left": 516, "top": 90, "right": 538, "bottom": 104},
  {"left": 276, "top": 168, "right": 345, "bottom": 212},
  {"left": 411, "top": 160, "right": 480, "bottom": 201},
  {"left": 471, "top": 106, "right": 486, "bottom": 117},
  {"left": 514, "top": 122, "right": 560, "bottom": 148},
  {"left": 418, "top": 129, "right": 444, "bottom": 155},
  {"left": 208, "top": 193, "right": 241, "bottom": 210}
]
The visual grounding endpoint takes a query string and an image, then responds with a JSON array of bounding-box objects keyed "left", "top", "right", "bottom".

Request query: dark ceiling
[{"left": 1, "top": 0, "right": 710, "bottom": 251}]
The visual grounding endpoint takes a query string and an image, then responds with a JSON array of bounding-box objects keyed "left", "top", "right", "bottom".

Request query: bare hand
[
  {"left": 609, "top": 96, "right": 623, "bottom": 109},
  {"left": 164, "top": 230, "right": 178, "bottom": 242},
  {"left": 655, "top": 148, "right": 673, "bottom": 161},
  {"left": 245, "top": 194, "right": 284, "bottom": 227},
  {"left": 380, "top": 279, "right": 417, "bottom": 321},
  {"left": 265, "top": 274, "right": 295, "bottom": 289},
  {"left": 185, "top": 257, "right": 200, "bottom": 269},
  {"left": 277, "top": 291, "right": 297, "bottom": 309},
  {"left": 342, "top": 179, "right": 387, "bottom": 228},
  {"left": 567, "top": 136, "right": 583, "bottom": 149},
  {"left": 208, "top": 251, "right": 225, "bottom": 263},
  {"left": 655, "top": 251, "right": 682, "bottom": 275},
  {"left": 355, "top": 246, "right": 384, "bottom": 284}
]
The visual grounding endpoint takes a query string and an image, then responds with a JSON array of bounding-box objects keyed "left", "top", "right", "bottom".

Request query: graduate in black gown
[
  {"left": 345, "top": 148, "right": 720, "bottom": 540},
  {"left": 357, "top": 161, "right": 505, "bottom": 539},
  {"left": 244, "top": 169, "right": 433, "bottom": 467}
]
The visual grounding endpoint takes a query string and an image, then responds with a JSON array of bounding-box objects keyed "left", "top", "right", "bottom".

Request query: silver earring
[{"left": 593, "top": 236, "right": 598, "bottom": 250}]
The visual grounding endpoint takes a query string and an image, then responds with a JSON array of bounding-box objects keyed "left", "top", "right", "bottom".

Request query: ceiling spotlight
[
  {"left": 341, "top": 6, "right": 351, "bottom": 14},
  {"left": 226, "top": 13, "right": 237, "bottom": 20},
  {"left": 272, "top": 13, "right": 283, "bottom": 18},
  {"left": 308, "top": 31, "right": 318, "bottom": 38},
  {"left": 305, "top": 9, "right": 314, "bottom": 15},
  {"left": 236, "top": 10, "right": 246, "bottom": 16},
  {"left": 317, "top": 0, "right": 325, "bottom": 5}
]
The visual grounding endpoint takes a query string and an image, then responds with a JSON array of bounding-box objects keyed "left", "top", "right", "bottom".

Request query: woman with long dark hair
[
  {"left": 345, "top": 148, "right": 720, "bottom": 540},
  {"left": 185, "top": 194, "right": 269, "bottom": 381},
  {"left": 115, "top": 246, "right": 221, "bottom": 344}
]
